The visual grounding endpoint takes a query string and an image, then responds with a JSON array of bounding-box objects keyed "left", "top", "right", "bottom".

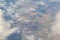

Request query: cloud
[
  {"left": 52, "top": 10, "right": 60, "bottom": 34},
  {"left": 0, "top": 9, "right": 18, "bottom": 40}
]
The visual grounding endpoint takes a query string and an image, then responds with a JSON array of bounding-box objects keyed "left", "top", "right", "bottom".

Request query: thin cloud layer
[{"left": 0, "top": 0, "right": 60, "bottom": 40}]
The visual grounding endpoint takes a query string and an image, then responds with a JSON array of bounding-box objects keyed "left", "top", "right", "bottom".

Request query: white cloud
[
  {"left": 0, "top": 9, "right": 18, "bottom": 40},
  {"left": 52, "top": 10, "right": 60, "bottom": 34},
  {"left": 35, "top": 1, "right": 46, "bottom": 5},
  {"left": 0, "top": 0, "right": 5, "bottom": 1},
  {"left": 0, "top": 2, "right": 6, "bottom": 7}
]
